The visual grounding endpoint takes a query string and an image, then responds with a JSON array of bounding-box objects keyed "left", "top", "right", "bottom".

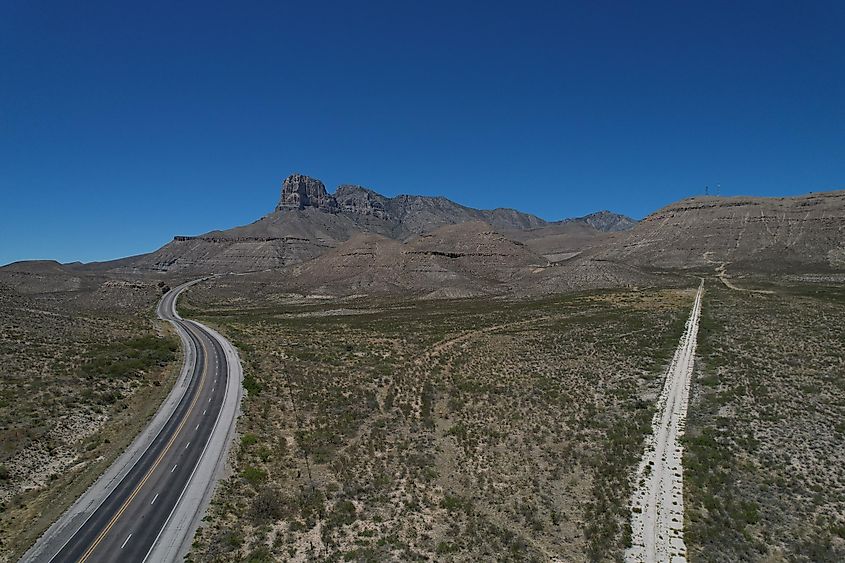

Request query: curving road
[{"left": 22, "top": 279, "right": 242, "bottom": 563}]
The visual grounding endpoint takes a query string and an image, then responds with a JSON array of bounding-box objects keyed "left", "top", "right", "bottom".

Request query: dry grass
[{"left": 182, "top": 285, "right": 693, "bottom": 562}]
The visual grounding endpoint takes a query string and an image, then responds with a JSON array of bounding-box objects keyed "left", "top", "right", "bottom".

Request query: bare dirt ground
[
  {"left": 714, "top": 263, "right": 773, "bottom": 295},
  {"left": 179, "top": 283, "right": 694, "bottom": 561},
  {"left": 626, "top": 281, "right": 703, "bottom": 563}
]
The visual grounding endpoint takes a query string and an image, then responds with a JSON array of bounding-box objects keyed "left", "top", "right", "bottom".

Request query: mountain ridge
[
  {"left": 115, "top": 173, "right": 634, "bottom": 273},
  {"left": 5, "top": 175, "right": 841, "bottom": 289},
  {"left": 594, "top": 190, "right": 845, "bottom": 273}
]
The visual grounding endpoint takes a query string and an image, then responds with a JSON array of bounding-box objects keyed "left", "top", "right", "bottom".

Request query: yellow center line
[{"left": 77, "top": 326, "right": 210, "bottom": 562}]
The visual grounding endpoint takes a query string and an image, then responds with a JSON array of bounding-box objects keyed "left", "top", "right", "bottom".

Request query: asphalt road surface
[{"left": 44, "top": 282, "right": 230, "bottom": 562}]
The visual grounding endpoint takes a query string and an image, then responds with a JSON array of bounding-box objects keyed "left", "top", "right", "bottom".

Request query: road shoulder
[
  {"left": 144, "top": 320, "right": 243, "bottom": 562},
  {"left": 20, "top": 285, "right": 198, "bottom": 563}
]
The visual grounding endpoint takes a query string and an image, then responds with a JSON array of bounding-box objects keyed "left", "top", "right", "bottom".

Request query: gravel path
[{"left": 625, "top": 281, "right": 703, "bottom": 563}]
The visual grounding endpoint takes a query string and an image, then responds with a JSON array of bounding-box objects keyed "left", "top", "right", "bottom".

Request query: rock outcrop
[
  {"left": 119, "top": 172, "right": 634, "bottom": 274},
  {"left": 334, "top": 185, "right": 391, "bottom": 219},
  {"left": 567, "top": 210, "right": 636, "bottom": 232},
  {"left": 276, "top": 173, "right": 339, "bottom": 213}
]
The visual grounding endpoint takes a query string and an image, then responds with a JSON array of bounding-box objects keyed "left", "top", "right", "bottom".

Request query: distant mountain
[
  {"left": 561, "top": 210, "right": 636, "bottom": 232},
  {"left": 494, "top": 211, "right": 631, "bottom": 263},
  {"left": 278, "top": 173, "right": 548, "bottom": 233},
  {"left": 124, "top": 173, "right": 625, "bottom": 274},
  {"left": 5, "top": 174, "right": 842, "bottom": 298},
  {"left": 595, "top": 191, "right": 845, "bottom": 273}
]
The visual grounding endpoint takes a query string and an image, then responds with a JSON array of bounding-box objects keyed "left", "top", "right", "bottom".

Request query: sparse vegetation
[
  {"left": 79, "top": 335, "right": 176, "bottom": 380},
  {"left": 184, "top": 283, "right": 693, "bottom": 561},
  {"left": 0, "top": 276, "right": 180, "bottom": 560},
  {"left": 685, "top": 283, "right": 845, "bottom": 561}
]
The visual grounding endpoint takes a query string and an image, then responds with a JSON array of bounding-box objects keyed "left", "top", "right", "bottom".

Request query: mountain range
[
  {"left": 3, "top": 173, "right": 843, "bottom": 298},
  {"left": 120, "top": 173, "right": 634, "bottom": 275}
]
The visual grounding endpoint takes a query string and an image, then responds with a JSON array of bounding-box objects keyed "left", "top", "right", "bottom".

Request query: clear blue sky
[{"left": 2, "top": 1, "right": 843, "bottom": 265}]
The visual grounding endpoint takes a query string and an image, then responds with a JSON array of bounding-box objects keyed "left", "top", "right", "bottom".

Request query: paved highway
[{"left": 26, "top": 280, "right": 237, "bottom": 563}]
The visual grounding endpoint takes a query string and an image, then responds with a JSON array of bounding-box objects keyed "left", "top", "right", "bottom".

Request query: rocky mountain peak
[
  {"left": 276, "top": 173, "right": 339, "bottom": 213},
  {"left": 334, "top": 184, "right": 391, "bottom": 219},
  {"left": 555, "top": 210, "right": 635, "bottom": 232},
  {"left": 579, "top": 210, "right": 636, "bottom": 232}
]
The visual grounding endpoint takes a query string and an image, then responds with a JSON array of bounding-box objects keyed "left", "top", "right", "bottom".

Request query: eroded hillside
[{"left": 597, "top": 191, "right": 845, "bottom": 273}]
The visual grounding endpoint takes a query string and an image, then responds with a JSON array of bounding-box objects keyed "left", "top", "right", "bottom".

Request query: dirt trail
[
  {"left": 625, "top": 280, "right": 704, "bottom": 563},
  {"left": 716, "top": 262, "right": 774, "bottom": 294}
]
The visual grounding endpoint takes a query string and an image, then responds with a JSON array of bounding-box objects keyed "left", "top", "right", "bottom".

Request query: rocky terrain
[
  {"left": 119, "top": 173, "right": 633, "bottom": 275},
  {"left": 7, "top": 176, "right": 845, "bottom": 291},
  {"left": 27, "top": 176, "right": 840, "bottom": 303}
]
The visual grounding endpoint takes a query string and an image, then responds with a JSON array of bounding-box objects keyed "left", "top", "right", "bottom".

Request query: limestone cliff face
[
  {"left": 334, "top": 185, "right": 391, "bottom": 219},
  {"left": 125, "top": 172, "right": 634, "bottom": 275},
  {"left": 276, "top": 173, "right": 339, "bottom": 213},
  {"left": 277, "top": 174, "right": 553, "bottom": 233}
]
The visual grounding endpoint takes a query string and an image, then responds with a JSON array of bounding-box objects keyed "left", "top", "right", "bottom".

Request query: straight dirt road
[{"left": 625, "top": 280, "right": 704, "bottom": 563}]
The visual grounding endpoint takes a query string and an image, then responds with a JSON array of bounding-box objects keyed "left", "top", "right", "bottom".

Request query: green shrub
[
  {"left": 245, "top": 546, "right": 273, "bottom": 563},
  {"left": 327, "top": 499, "right": 357, "bottom": 527},
  {"left": 241, "top": 465, "right": 267, "bottom": 485},
  {"left": 80, "top": 335, "right": 177, "bottom": 380},
  {"left": 249, "top": 486, "right": 290, "bottom": 524},
  {"left": 243, "top": 372, "right": 262, "bottom": 395},
  {"left": 241, "top": 433, "right": 258, "bottom": 447},
  {"left": 441, "top": 494, "right": 471, "bottom": 512}
]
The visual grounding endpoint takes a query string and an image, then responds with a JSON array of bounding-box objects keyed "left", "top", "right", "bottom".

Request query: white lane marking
[
  {"left": 142, "top": 315, "right": 236, "bottom": 563},
  {"left": 196, "top": 424, "right": 200, "bottom": 430},
  {"left": 185, "top": 442, "right": 191, "bottom": 449},
  {"left": 208, "top": 397, "right": 212, "bottom": 403},
  {"left": 212, "top": 387, "right": 215, "bottom": 393},
  {"left": 202, "top": 409, "right": 206, "bottom": 415},
  {"left": 151, "top": 493, "right": 158, "bottom": 505},
  {"left": 171, "top": 464, "right": 178, "bottom": 473},
  {"left": 42, "top": 282, "right": 201, "bottom": 563},
  {"left": 121, "top": 534, "right": 132, "bottom": 549}
]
